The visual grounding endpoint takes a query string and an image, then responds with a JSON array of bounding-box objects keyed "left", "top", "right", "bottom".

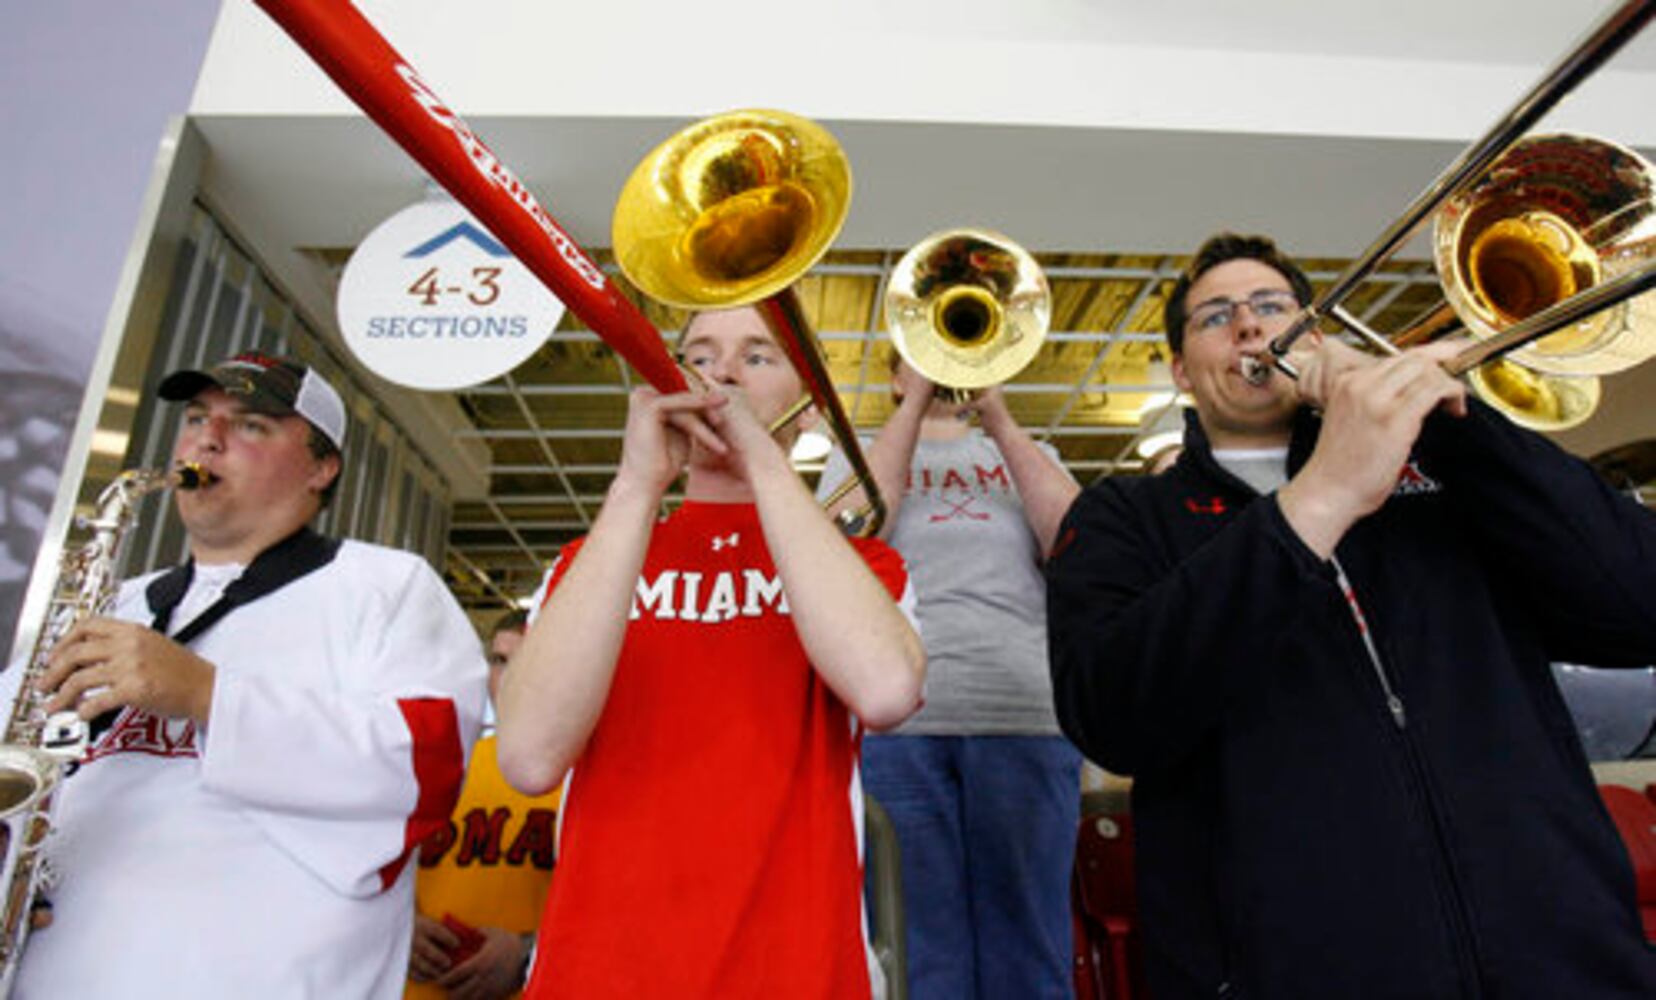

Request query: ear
[
  {"left": 796, "top": 403, "right": 821, "bottom": 434},
  {"left": 1170, "top": 352, "right": 1192, "bottom": 394},
  {"left": 309, "top": 451, "right": 342, "bottom": 495}
]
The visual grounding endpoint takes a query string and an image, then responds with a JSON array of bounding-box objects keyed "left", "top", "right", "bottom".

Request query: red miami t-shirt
[{"left": 524, "top": 501, "right": 913, "bottom": 999}]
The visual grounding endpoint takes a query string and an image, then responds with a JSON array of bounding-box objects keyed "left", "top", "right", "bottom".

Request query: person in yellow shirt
[{"left": 408, "top": 610, "right": 559, "bottom": 1000}]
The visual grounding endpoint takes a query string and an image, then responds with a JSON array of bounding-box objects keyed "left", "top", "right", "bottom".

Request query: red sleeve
[
  {"left": 537, "top": 536, "right": 588, "bottom": 609},
  {"left": 847, "top": 536, "right": 909, "bottom": 601}
]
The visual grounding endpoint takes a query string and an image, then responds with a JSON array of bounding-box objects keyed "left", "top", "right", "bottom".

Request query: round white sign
[{"left": 336, "top": 200, "right": 563, "bottom": 390}]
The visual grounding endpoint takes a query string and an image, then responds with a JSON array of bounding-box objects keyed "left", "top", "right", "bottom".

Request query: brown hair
[
  {"left": 491, "top": 608, "right": 530, "bottom": 639},
  {"left": 306, "top": 426, "right": 343, "bottom": 508}
]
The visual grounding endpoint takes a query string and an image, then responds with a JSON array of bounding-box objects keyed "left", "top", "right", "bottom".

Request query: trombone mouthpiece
[
  {"left": 1241, "top": 351, "right": 1300, "bottom": 385},
  {"left": 1239, "top": 355, "right": 1272, "bottom": 386},
  {"left": 173, "top": 464, "right": 215, "bottom": 490}
]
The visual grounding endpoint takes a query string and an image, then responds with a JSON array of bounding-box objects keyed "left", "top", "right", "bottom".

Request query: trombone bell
[
  {"left": 1467, "top": 359, "right": 1600, "bottom": 432},
  {"left": 1467, "top": 212, "right": 1598, "bottom": 331},
  {"left": 932, "top": 286, "right": 1002, "bottom": 350},
  {"left": 613, "top": 110, "right": 851, "bottom": 310},
  {"left": 886, "top": 228, "right": 1050, "bottom": 392},
  {"left": 1436, "top": 133, "right": 1656, "bottom": 378},
  {"left": 684, "top": 183, "right": 816, "bottom": 286},
  {"left": 612, "top": 109, "right": 887, "bottom": 534}
]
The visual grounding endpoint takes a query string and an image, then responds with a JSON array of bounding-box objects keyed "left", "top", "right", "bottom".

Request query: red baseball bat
[{"left": 252, "top": 0, "right": 686, "bottom": 393}]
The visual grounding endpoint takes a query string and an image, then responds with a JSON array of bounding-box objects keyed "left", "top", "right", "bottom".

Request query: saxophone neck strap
[{"left": 144, "top": 527, "right": 341, "bottom": 643}]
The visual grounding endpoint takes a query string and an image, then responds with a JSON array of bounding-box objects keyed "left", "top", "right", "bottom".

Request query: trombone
[
  {"left": 809, "top": 228, "right": 1049, "bottom": 531},
  {"left": 1252, "top": 0, "right": 1656, "bottom": 428},
  {"left": 252, "top": 3, "right": 886, "bottom": 530},
  {"left": 611, "top": 109, "right": 888, "bottom": 535},
  {"left": 885, "top": 228, "right": 1051, "bottom": 403}
]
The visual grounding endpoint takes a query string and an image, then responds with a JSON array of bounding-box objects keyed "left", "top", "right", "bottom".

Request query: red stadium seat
[
  {"left": 1599, "top": 784, "right": 1656, "bottom": 943},
  {"left": 1072, "top": 804, "right": 1146, "bottom": 1000},
  {"left": 1072, "top": 902, "right": 1101, "bottom": 1000}
]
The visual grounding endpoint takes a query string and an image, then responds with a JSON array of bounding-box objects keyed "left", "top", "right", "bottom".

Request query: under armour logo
[
  {"left": 1185, "top": 496, "right": 1228, "bottom": 515},
  {"left": 711, "top": 532, "right": 740, "bottom": 551}
]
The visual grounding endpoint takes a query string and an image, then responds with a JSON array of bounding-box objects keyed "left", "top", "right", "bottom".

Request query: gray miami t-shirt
[{"left": 820, "top": 430, "right": 1068, "bottom": 735}]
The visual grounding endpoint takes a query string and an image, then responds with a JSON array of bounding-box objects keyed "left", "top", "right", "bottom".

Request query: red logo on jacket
[
  {"left": 1184, "top": 495, "right": 1229, "bottom": 515},
  {"left": 84, "top": 709, "right": 199, "bottom": 762},
  {"left": 1392, "top": 460, "right": 1443, "bottom": 497}
]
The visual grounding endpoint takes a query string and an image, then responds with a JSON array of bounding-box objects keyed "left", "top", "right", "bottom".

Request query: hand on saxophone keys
[
  {"left": 37, "top": 619, "right": 217, "bottom": 726},
  {"left": 39, "top": 711, "right": 89, "bottom": 759}
]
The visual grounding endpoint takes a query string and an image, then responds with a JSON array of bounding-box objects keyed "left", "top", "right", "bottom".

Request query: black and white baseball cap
[{"left": 158, "top": 352, "right": 348, "bottom": 452}]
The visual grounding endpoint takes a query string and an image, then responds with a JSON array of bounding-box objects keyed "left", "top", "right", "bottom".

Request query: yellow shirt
[{"left": 406, "top": 734, "right": 560, "bottom": 1000}]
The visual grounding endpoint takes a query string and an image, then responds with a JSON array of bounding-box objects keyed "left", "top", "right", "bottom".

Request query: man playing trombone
[
  {"left": 1047, "top": 233, "right": 1656, "bottom": 998},
  {"left": 497, "top": 304, "right": 925, "bottom": 999}
]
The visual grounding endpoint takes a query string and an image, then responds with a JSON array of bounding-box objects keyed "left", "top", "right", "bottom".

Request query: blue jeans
[{"left": 863, "top": 734, "right": 1081, "bottom": 1000}]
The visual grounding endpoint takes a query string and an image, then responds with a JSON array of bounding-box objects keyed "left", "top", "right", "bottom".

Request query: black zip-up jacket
[{"left": 1047, "top": 402, "right": 1656, "bottom": 999}]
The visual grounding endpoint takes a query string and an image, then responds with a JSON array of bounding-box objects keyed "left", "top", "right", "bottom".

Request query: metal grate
[{"left": 403, "top": 247, "right": 1443, "bottom": 608}]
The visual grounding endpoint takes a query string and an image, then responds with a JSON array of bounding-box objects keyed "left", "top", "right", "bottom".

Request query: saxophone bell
[{"left": 0, "top": 465, "right": 203, "bottom": 992}]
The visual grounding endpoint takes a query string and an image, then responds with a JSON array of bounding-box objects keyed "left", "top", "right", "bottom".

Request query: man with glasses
[{"left": 1047, "top": 233, "right": 1656, "bottom": 998}]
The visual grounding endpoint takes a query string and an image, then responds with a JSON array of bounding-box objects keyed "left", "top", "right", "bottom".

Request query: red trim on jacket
[{"left": 380, "top": 697, "right": 466, "bottom": 890}]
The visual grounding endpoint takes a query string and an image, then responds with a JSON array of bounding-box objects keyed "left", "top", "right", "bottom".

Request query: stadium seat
[
  {"left": 1073, "top": 794, "right": 1145, "bottom": 1000},
  {"left": 1598, "top": 784, "right": 1656, "bottom": 943}
]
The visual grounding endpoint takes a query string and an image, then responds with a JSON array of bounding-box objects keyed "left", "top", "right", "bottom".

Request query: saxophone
[{"left": 0, "top": 464, "right": 210, "bottom": 994}]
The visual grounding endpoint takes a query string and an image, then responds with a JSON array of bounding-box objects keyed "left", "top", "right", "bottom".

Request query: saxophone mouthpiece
[{"left": 173, "top": 464, "right": 215, "bottom": 490}]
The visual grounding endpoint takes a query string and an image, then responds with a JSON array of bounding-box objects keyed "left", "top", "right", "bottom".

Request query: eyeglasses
[{"left": 1186, "top": 289, "right": 1300, "bottom": 334}]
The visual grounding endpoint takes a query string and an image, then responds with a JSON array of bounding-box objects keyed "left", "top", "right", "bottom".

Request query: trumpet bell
[
  {"left": 1467, "top": 359, "right": 1600, "bottom": 432},
  {"left": 1435, "top": 133, "right": 1656, "bottom": 378},
  {"left": 885, "top": 228, "right": 1050, "bottom": 392},
  {"left": 613, "top": 109, "right": 851, "bottom": 310}
]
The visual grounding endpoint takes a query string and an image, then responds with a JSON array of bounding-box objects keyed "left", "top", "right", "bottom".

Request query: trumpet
[
  {"left": 885, "top": 228, "right": 1051, "bottom": 403},
  {"left": 1249, "top": 0, "right": 1656, "bottom": 430}
]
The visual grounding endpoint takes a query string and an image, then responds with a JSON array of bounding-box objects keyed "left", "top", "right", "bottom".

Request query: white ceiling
[
  {"left": 177, "top": 0, "right": 1655, "bottom": 484},
  {"left": 188, "top": 0, "right": 1656, "bottom": 265}
]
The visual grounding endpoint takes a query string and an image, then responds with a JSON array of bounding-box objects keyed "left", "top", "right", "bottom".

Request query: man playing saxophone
[{"left": 14, "top": 352, "right": 486, "bottom": 999}]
